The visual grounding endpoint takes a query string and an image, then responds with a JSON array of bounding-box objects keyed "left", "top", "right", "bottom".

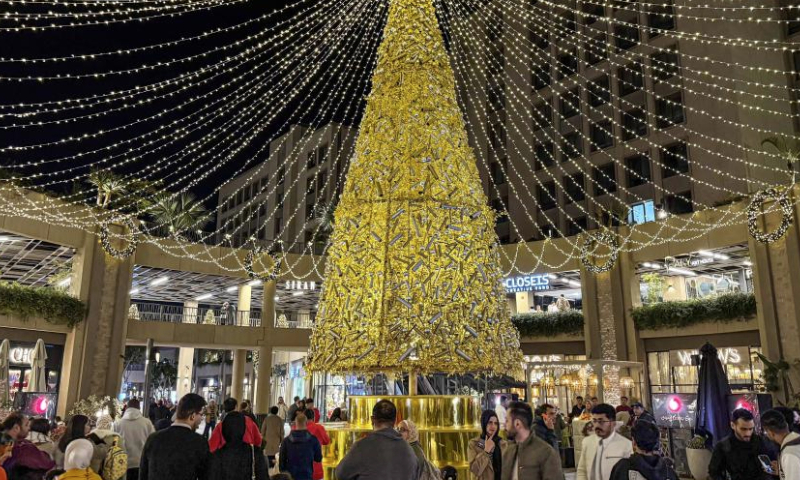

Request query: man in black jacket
[
  {"left": 140, "top": 393, "right": 210, "bottom": 480},
  {"left": 610, "top": 421, "right": 678, "bottom": 480},
  {"left": 533, "top": 404, "right": 559, "bottom": 451},
  {"left": 709, "top": 408, "right": 778, "bottom": 480}
]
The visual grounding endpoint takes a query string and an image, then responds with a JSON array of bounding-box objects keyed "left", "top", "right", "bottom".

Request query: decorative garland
[
  {"left": 632, "top": 292, "right": 756, "bottom": 331},
  {"left": 511, "top": 310, "right": 584, "bottom": 338},
  {"left": 0, "top": 282, "right": 87, "bottom": 327},
  {"left": 581, "top": 231, "right": 619, "bottom": 274},
  {"left": 100, "top": 216, "right": 139, "bottom": 259},
  {"left": 244, "top": 244, "right": 282, "bottom": 282},
  {"left": 747, "top": 187, "right": 793, "bottom": 244}
]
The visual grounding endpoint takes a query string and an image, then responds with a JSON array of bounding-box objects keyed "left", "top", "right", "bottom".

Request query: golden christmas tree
[{"left": 306, "top": 0, "right": 522, "bottom": 376}]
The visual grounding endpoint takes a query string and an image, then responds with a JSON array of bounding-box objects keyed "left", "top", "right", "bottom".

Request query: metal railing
[
  {"left": 129, "top": 302, "right": 262, "bottom": 327},
  {"left": 274, "top": 310, "right": 315, "bottom": 329}
]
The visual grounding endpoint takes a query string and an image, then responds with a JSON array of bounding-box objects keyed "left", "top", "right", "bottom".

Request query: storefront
[
  {"left": 504, "top": 271, "right": 582, "bottom": 314},
  {"left": 647, "top": 345, "right": 764, "bottom": 394}
]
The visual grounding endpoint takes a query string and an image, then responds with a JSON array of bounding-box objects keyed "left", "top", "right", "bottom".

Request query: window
[
  {"left": 227, "top": 198, "right": 234, "bottom": 210},
  {"left": 585, "top": 37, "right": 607, "bottom": 66},
  {"left": 615, "top": 24, "right": 639, "bottom": 51},
  {"left": 625, "top": 154, "right": 651, "bottom": 187},
  {"left": 564, "top": 173, "right": 586, "bottom": 203},
  {"left": 562, "top": 132, "right": 582, "bottom": 160},
  {"left": 628, "top": 200, "right": 656, "bottom": 224},
  {"left": 488, "top": 81, "right": 506, "bottom": 111},
  {"left": 568, "top": 216, "right": 587, "bottom": 236},
  {"left": 656, "top": 92, "right": 685, "bottom": 128},
  {"left": 557, "top": 12, "right": 577, "bottom": 36},
  {"left": 490, "top": 123, "right": 506, "bottom": 150},
  {"left": 594, "top": 163, "right": 617, "bottom": 195},
  {"left": 790, "top": 9, "right": 800, "bottom": 36},
  {"left": 648, "top": 4, "right": 675, "bottom": 34},
  {"left": 307, "top": 176, "right": 316, "bottom": 195},
  {"left": 590, "top": 120, "right": 614, "bottom": 151},
  {"left": 588, "top": 75, "right": 611, "bottom": 106},
  {"left": 317, "top": 169, "right": 328, "bottom": 196},
  {"left": 622, "top": 108, "right": 648, "bottom": 140},
  {"left": 533, "top": 62, "right": 551, "bottom": 90},
  {"left": 618, "top": 64, "right": 644, "bottom": 96},
  {"left": 490, "top": 160, "right": 507, "bottom": 185},
  {"left": 651, "top": 48, "right": 679, "bottom": 82},
  {"left": 258, "top": 204, "right": 267, "bottom": 218},
  {"left": 535, "top": 142, "right": 555, "bottom": 170},
  {"left": 661, "top": 142, "right": 689, "bottom": 178},
  {"left": 244, "top": 184, "right": 252, "bottom": 202},
  {"left": 533, "top": 101, "right": 553, "bottom": 130},
  {"left": 794, "top": 51, "right": 800, "bottom": 80},
  {"left": 561, "top": 88, "right": 580, "bottom": 118},
  {"left": 306, "top": 151, "right": 316, "bottom": 169},
  {"left": 540, "top": 223, "right": 560, "bottom": 238},
  {"left": 538, "top": 181, "right": 557, "bottom": 210},
  {"left": 317, "top": 144, "right": 329, "bottom": 164},
  {"left": 665, "top": 190, "right": 693, "bottom": 214},
  {"left": 306, "top": 202, "right": 316, "bottom": 220},
  {"left": 277, "top": 166, "right": 285, "bottom": 185},
  {"left": 530, "top": 30, "right": 549, "bottom": 49},
  {"left": 236, "top": 190, "right": 244, "bottom": 205},
  {"left": 491, "top": 197, "right": 509, "bottom": 223},
  {"left": 582, "top": 3, "right": 604, "bottom": 24},
  {"left": 274, "top": 217, "right": 283, "bottom": 237},
  {"left": 558, "top": 49, "right": 578, "bottom": 79}
]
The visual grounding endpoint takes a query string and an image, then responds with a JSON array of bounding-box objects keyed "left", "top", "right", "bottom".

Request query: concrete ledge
[
  {"left": 125, "top": 319, "right": 311, "bottom": 350},
  {"left": 0, "top": 313, "right": 73, "bottom": 334},
  {"left": 638, "top": 316, "right": 758, "bottom": 339}
]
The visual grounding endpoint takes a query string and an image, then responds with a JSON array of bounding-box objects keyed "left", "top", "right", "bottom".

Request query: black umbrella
[{"left": 695, "top": 342, "right": 732, "bottom": 446}]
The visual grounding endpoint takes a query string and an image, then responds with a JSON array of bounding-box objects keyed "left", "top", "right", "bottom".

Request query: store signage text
[
  {"left": 285, "top": 280, "right": 316, "bottom": 291},
  {"left": 503, "top": 274, "right": 550, "bottom": 293},
  {"left": 670, "top": 347, "right": 744, "bottom": 367},
  {"left": 672, "top": 258, "right": 714, "bottom": 268},
  {"left": 10, "top": 347, "right": 33, "bottom": 364}
]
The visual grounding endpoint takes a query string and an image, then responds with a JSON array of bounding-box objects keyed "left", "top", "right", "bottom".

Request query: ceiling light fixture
[{"left": 150, "top": 276, "right": 169, "bottom": 287}]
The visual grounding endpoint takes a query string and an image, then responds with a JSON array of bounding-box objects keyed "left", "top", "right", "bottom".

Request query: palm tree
[
  {"left": 86, "top": 169, "right": 128, "bottom": 208},
  {"left": 762, "top": 136, "right": 800, "bottom": 183},
  {"left": 145, "top": 192, "right": 211, "bottom": 239}
]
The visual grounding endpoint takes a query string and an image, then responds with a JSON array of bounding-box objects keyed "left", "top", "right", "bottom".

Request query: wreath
[
  {"left": 100, "top": 216, "right": 139, "bottom": 259},
  {"left": 581, "top": 231, "right": 619, "bottom": 274},
  {"left": 244, "top": 245, "right": 282, "bottom": 282},
  {"left": 747, "top": 187, "right": 793, "bottom": 244}
]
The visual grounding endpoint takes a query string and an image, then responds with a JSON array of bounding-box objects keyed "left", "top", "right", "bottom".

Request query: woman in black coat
[{"left": 209, "top": 412, "right": 268, "bottom": 480}]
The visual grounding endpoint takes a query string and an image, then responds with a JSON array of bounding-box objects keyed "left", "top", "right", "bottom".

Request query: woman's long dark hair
[
  {"left": 480, "top": 409, "right": 500, "bottom": 441},
  {"left": 58, "top": 414, "right": 89, "bottom": 453}
]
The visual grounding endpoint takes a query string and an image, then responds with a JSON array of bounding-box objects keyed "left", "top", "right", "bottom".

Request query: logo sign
[
  {"left": 503, "top": 275, "right": 550, "bottom": 293},
  {"left": 285, "top": 280, "right": 316, "bottom": 291},
  {"left": 669, "top": 346, "right": 745, "bottom": 367},
  {"left": 10, "top": 347, "right": 33, "bottom": 365},
  {"left": 652, "top": 393, "right": 697, "bottom": 428}
]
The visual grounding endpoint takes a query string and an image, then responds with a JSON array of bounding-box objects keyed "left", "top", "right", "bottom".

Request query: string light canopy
[{"left": 0, "top": 0, "right": 796, "bottom": 280}]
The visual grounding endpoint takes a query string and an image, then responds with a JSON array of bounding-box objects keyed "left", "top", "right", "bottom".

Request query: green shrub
[
  {"left": 0, "top": 282, "right": 87, "bottom": 327},
  {"left": 632, "top": 292, "right": 756, "bottom": 331},
  {"left": 512, "top": 310, "right": 584, "bottom": 337}
]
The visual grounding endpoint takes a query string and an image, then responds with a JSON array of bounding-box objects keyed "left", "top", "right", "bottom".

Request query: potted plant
[{"left": 686, "top": 435, "right": 712, "bottom": 480}]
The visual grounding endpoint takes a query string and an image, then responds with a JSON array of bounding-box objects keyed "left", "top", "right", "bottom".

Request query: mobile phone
[{"left": 758, "top": 454, "right": 775, "bottom": 475}]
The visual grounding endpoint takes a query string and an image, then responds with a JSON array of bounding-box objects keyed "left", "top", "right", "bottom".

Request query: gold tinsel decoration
[{"left": 306, "top": 0, "right": 522, "bottom": 375}]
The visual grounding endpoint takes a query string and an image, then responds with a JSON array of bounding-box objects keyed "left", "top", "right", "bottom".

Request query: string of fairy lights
[{"left": 0, "top": 0, "right": 798, "bottom": 281}]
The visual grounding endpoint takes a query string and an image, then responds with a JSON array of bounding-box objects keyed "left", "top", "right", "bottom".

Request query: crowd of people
[{"left": 0, "top": 392, "right": 798, "bottom": 480}]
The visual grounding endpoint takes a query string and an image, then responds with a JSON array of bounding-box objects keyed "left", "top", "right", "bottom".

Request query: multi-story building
[
  {"left": 453, "top": 0, "right": 800, "bottom": 244},
  {"left": 217, "top": 123, "right": 355, "bottom": 252}
]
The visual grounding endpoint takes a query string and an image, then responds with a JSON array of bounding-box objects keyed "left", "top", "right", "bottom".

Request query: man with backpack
[
  {"left": 88, "top": 415, "right": 127, "bottom": 480},
  {"left": 610, "top": 422, "right": 678, "bottom": 480},
  {"left": 761, "top": 409, "right": 800, "bottom": 480},
  {"left": 113, "top": 398, "right": 155, "bottom": 480}
]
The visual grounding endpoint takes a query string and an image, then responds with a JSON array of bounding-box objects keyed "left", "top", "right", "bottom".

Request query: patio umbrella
[
  {"left": 0, "top": 339, "right": 9, "bottom": 405},
  {"left": 695, "top": 342, "right": 732, "bottom": 446},
  {"left": 27, "top": 339, "right": 47, "bottom": 393}
]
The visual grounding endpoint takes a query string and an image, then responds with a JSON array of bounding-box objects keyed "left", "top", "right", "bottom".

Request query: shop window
[
  {"left": 590, "top": 120, "right": 614, "bottom": 151},
  {"left": 656, "top": 92, "right": 685, "bottom": 128},
  {"left": 564, "top": 173, "right": 586, "bottom": 203},
  {"left": 562, "top": 132, "right": 583, "bottom": 161},
  {"left": 615, "top": 24, "right": 640, "bottom": 51},
  {"left": 538, "top": 181, "right": 557, "bottom": 210},
  {"left": 651, "top": 47, "right": 680, "bottom": 83},
  {"left": 529, "top": 30, "right": 549, "bottom": 49},
  {"left": 568, "top": 216, "right": 587, "bottom": 236},
  {"left": 628, "top": 199, "right": 655, "bottom": 224},
  {"left": 533, "top": 101, "right": 553, "bottom": 131},
  {"left": 561, "top": 88, "right": 580, "bottom": 118},
  {"left": 558, "top": 49, "right": 578, "bottom": 79},
  {"left": 618, "top": 64, "right": 644, "bottom": 96},
  {"left": 535, "top": 142, "right": 555, "bottom": 170},
  {"left": 533, "top": 62, "right": 551, "bottom": 89},
  {"left": 625, "top": 154, "right": 651, "bottom": 187},
  {"left": 665, "top": 190, "right": 693, "bottom": 214},
  {"left": 588, "top": 75, "right": 611, "bottom": 106},
  {"left": 594, "top": 163, "right": 617, "bottom": 195},
  {"left": 622, "top": 108, "right": 648, "bottom": 140},
  {"left": 582, "top": 2, "right": 605, "bottom": 25},
  {"left": 648, "top": 3, "right": 675, "bottom": 35},
  {"left": 661, "top": 142, "right": 689, "bottom": 178}
]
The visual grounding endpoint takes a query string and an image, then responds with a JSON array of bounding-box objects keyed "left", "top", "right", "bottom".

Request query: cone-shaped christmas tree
[{"left": 306, "top": 0, "right": 522, "bottom": 375}]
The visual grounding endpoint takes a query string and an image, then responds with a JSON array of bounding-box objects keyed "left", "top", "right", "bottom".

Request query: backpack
[{"left": 102, "top": 436, "right": 128, "bottom": 480}]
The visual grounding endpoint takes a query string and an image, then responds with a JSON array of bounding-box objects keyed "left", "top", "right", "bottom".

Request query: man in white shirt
[
  {"left": 761, "top": 409, "right": 800, "bottom": 480},
  {"left": 495, "top": 395, "right": 508, "bottom": 433},
  {"left": 577, "top": 403, "right": 633, "bottom": 480}
]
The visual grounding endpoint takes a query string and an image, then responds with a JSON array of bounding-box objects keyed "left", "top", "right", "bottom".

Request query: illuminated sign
[
  {"left": 652, "top": 393, "right": 697, "bottom": 428},
  {"left": 10, "top": 347, "right": 33, "bottom": 364},
  {"left": 503, "top": 275, "right": 550, "bottom": 293},
  {"left": 670, "top": 346, "right": 745, "bottom": 367},
  {"left": 285, "top": 280, "right": 316, "bottom": 291}
]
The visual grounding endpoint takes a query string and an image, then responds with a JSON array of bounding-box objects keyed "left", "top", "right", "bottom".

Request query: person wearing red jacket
[
  {"left": 292, "top": 408, "right": 330, "bottom": 480},
  {"left": 305, "top": 398, "right": 321, "bottom": 424},
  {"left": 208, "top": 398, "right": 263, "bottom": 452}
]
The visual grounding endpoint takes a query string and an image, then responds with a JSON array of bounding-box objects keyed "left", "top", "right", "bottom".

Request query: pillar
[
  {"left": 182, "top": 300, "right": 198, "bottom": 324},
  {"left": 237, "top": 283, "right": 252, "bottom": 327},
  {"left": 231, "top": 350, "right": 247, "bottom": 401},
  {"left": 515, "top": 292, "right": 531, "bottom": 314},
  {"left": 254, "top": 280, "right": 277, "bottom": 415},
  {"left": 748, "top": 186, "right": 800, "bottom": 401},
  {"left": 176, "top": 347, "right": 195, "bottom": 400},
  {"left": 58, "top": 227, "right": 134, "bottom": 416}
]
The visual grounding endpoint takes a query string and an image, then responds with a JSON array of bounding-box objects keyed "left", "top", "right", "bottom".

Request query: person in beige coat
[
  {"left": 260, "top": 406, "right": 285, "bottom": 469},
  {"left": 501, "top": 402, "right": 563, "bottom": 480},
  {"left": 469, "top": 410, "right": 507, "bottom": 480}
]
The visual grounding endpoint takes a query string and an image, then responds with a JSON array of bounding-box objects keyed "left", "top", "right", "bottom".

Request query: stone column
[
  {"left": 254, "top": 280, "right": 277, "bottom": 415},
  {"left": 231, "top": 350, "right": 247, "bottom": 401},
  {"left": 515, "top": 292, "right": 531, "bottom": 314},
  {"left": 176, "top": 347, "right": 195, "bottom": 400},
  {"left": 237, "top": 283, "right": 252, "bottom": 327},
  {"left": 58, "top": 228, "right": 134, "bottom": 416}
]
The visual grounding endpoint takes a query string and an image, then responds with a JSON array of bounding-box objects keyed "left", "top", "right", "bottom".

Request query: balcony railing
[
  {"left": 129, "top": 302, "right": 262, "bottom": 327},
  {"left": 274, "top": 310, "right": 315, "bottom": 329}
]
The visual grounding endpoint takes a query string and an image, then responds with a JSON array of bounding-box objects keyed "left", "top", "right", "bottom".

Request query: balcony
[{"left": 129, "top": 302, "right": 261, "bottom": 327}]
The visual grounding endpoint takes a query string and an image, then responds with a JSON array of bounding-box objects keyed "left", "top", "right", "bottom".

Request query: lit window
[{"left": 628, "top": 200, "right": 656, "bottom": 225}]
